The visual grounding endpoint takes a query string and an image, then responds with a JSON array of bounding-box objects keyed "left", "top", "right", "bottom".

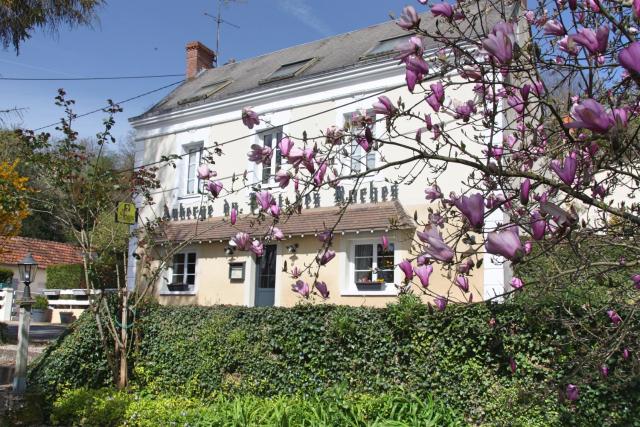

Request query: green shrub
[
  {"left": 32, "top": 299, "right": 640, "bottom": 426},
  {"left": 46, "top": 264, "right": 85, "bottom": 290},
  {"left": 51, "top": 388, "right": 463, "bottom": 427},
  {"left": 0, "top": 267, "right": 13, "bottom": 286},
  {"left": 50, "top": 388, "right": 130, "bottom": 426},
  {"left": 33, "top": 295, "right": 49, "bottom": 310}
]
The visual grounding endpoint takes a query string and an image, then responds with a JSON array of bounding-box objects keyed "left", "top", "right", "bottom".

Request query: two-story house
[{"left": 128, "top": 10, "right": 511, "bottom": 308}]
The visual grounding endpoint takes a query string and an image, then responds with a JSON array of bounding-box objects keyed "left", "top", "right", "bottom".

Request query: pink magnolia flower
[
  {"left": 206, "top": 180, "right": 223, "bottom": 198},
  {"left": 623, "top": 348, "right": 631, "bottom": 359},
  {"left": 274, "top": 170, "right": 291, "bottom": 189},
  {"left": 544, "top": 20, "right": 565, "bottom": 36},
  {"left": 424, "top": 185, "right": 443, "bottom": 201},
  {"left": 550, "top": 152, "right": 577, "bottom": 186},
  {"left": 631, "top": 274, "right": 640, "bottom": 290},
  {"left": 482, "top": 21, "right": 515, "bottom": 64},
  {"left": 558, "top": 35, "right": 579, "bottom": 55},
  {"left": 619, "top": 42, "right": 640, "bottom": 76},
  {"left": 510, "top": 277, "right": 524, "bottom": 290},
  {"left": 315, "top": 281, "right": 330, "bottom": 299},
  {"left": 607, "top": 310, "right": 622, "bottom": 325},
  {"left": 286, "top": 146, "right": 305, "bottom": 168},
  {"left": 247, "top": 144, "right": 273, "bottom": 165},
  {"left": 381, "top": 235, "right": 389, "bottom": 251},
  {"left": 634, "top": 0, "right": 640, "bottom": 18},
  {"left": 241, "top": 107, "right": 260, "bottom": 129},
  {"left": 520, "top": 178, "right": 531, "bottom": 205},
  {"left": 197, "top": 164, "right": 215, "bottom": 180},
  {"left": 457, "top": 258, "right": 474, "bottom": 274},
  {"left": 405, "top": 55, "right": 429, "bottom": 92},
  {"left": 414, "top": 264, "right": 433, "bottom": 288},
  {"left": 600, "top": 365, "right": 609, "bottom": 378},
  {"left": 485, "top": 227, "right": 524, "bottom": 261},
  {"left": 318, "top": 249, "right": 336, "bottom": 266},
  {"left": 268, "top": 226, "right": 284, "bottom": 241},
  {"left": 292, "top": 280, "right": 310, "bottom": 298},
  {"left": 431, "top": 3, "right": 454, "bottom": 19},
  {"left": 256, "top": 191, "right": 275, "bottom": 211},
  {"left": 453, "top": 193, "right": 485, "bottom": 229},
  {"left": 417, "top": 226, "right": 455, "bottom": 262},
  {"left": 572, "top": 26, "right": 609, "bottom": 55},
  {"left": 395, "top": 36, "right": 423, "bottom": 61},
  {"left": 455, "top": 275, "right": 469, "bottom": 292},
  {"left": 566, "top": 99, "right": 614, "bottom": 134},
  {"left": 454, "top": 100, "right": 477, "bottom": 122},
  {"left": 317, "top": 230, "right": 333, "bottom": 243},
  {"left": 232, "top": 232, "right": 251, "bottom": 251},
  {"left": 290, "top": 266, "right": 302, "bottom": 278},
  {"left": 313, "top": 161, "right": 327, "bottom": 187},
  {"left": 523, "top": 241, "right": 533, "bottom": 255},
  {"left": 230, "top": 207, "right": 237, "bottom": 225},
  {"left": 434, "top": 296, "right": 448, "bottom": 311},
  {"left": 566, "top": 384, "right": 579, "bottom": 401},
  {"left": 397, "top": 5, "right": 420, "bottom": 30},
  {"left": 399, "top": 259, "right": 414, "bottom": 282},
  {"left": 269, "top": 204, "right": 281, "bottom": 218},
  {"left": 250, "top": 240, "right": 264, "bottom": 257},
  {"left": 426, "top": 82, "right": 445, "bottom": 112},
  {"left": 372, "top": 96, "right": 397, "bottom": 117},
  {"left": 278, "top": 137, "right": 294, "bottom": 157}
]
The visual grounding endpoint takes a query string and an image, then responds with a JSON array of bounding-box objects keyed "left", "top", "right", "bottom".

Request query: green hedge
[
  {"left": 29, "top": 297, "right": 640, "bottom": 426},
  {"left": 50, "top": 387, "right": 464, "bottom": 427},
  {"left": 46, "top": 264, "right": 85, "bottom": 290},
  {"left": 0, "top": 267, "right": 13, "bottom": 285}
]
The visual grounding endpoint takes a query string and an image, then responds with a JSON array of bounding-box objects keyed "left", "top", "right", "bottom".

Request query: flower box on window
[{"left": 167, "top": 283, "right": 190, "bottom": 292}]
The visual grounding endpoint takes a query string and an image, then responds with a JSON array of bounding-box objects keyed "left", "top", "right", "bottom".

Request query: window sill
[
  {"left": 340, "top": 289, "right": 398, "bottom": 297},
  {"left": 159, "top": 290, "right": 197, "bottom": 296}
]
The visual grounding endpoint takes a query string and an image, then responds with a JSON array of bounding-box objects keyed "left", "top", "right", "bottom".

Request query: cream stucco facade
[{"left": 129, "top": 30, "right": 510, "bottom": 308}]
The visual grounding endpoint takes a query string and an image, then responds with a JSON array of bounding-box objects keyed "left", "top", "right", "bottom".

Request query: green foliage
[
  {"left": 33, "top": 295, "right": 49, "bottom": 310},
  {"left": 51, "top": 388, "right": 463, "bottom": 427},
  {"left": 51, "top": 388, "right": 130, "bottom": 427},
  {"left": 0, "top": 267, "right": 12, "bottom": 285},
  {"left": 46, "top": 264, "right": 85, "bottom": 290},
  {"left": 32, "top": 300, "right": 640, "bottom": 426}
]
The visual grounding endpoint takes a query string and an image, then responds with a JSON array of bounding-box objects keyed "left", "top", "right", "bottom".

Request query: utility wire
[
  {"left": 0, "top": 74, "right": 183, "bottom": 81},
  {"left": 33, "top": 79, "right": 185, "bottom": 131}
]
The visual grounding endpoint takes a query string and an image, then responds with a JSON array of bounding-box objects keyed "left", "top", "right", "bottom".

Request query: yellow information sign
[{"left": 116, "top": 202, "right": 137, "bottom": 225}]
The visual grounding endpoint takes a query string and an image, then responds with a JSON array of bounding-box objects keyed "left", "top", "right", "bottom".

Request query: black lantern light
[{"left": 18, "top": 253, "right": 38, "bottom": 299}]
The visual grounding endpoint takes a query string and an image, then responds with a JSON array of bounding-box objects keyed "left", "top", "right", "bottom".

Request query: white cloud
[{"left": 276, "top": 0, "right": 333, "bottom": 37}]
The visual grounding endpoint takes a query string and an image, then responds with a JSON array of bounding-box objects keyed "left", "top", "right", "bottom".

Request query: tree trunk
[{"left": 117, "top": 288, "right": 128, "bottom": 389}]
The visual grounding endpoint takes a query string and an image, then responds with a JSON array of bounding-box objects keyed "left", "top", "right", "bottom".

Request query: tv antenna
[{"left": 204, "top": 0, "right": 241, "bottom": 65}]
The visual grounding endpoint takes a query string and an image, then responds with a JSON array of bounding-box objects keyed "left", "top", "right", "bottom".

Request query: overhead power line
[
  {"left": 33, "top": 79, "right": 185, "bottom": 131},
  {"left": 0, "top": 74, "right": 184, "bottom": 81}
]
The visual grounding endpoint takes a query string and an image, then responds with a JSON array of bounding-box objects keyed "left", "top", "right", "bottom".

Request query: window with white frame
[
  {"left": 184, "top": 143, "right": 203, "bottom": 196},
  {"left": 259, "top": 127, "right": 283, "bottom": 184},
  {"left": 344, "top": 111, "right": 375, "bottom": 174},
  {"left": 352, "top": 241, "right": 395, "bottom": 286},
  {"left": 169, "top": 252, "right": 197, "bottom": 291}
]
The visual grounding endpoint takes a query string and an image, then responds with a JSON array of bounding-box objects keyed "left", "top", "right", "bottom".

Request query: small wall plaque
[{"left": 229, "top": 262, "right": 245, "bottom": 282}]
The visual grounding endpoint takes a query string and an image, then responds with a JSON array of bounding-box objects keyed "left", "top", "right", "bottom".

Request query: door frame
[{"left": 249, "top": 244, "right": 281, "bottom": 307}]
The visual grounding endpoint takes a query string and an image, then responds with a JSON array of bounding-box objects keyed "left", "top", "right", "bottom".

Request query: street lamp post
[{"left": 12, "top": 253, "right": 38, "bottom": 394}]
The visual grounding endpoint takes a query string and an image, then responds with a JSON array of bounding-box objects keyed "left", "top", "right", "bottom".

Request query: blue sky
[{"left": 0, "top": 0, "right": 415, "bottom": 145}]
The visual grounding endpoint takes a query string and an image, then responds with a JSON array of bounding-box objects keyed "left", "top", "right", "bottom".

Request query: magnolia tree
[{"left": 184, "top": 0, "right": 640, "bottom": 400}]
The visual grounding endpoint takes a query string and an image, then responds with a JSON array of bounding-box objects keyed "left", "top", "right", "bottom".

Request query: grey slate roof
[{"left": 131, "top": 3, "right": 508, "bottom": 122}]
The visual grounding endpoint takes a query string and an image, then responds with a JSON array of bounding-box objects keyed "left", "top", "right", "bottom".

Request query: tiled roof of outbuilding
[
  {"left": 158, "top": 201, "right": 416, "bottom": 243},
  {"left": 0, "top": 236, "right": 83, "bottom": 268}
]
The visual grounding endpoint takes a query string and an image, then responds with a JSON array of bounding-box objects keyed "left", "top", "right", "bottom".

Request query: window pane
[
  {"left": 355, "top": 257, "right": 372, "bottom": 270},
  {"left": 378, "top": 270, "right": 394, "bottom": 283},
  {"left": 173, "top": 253, "right": 185, "bottom": 266},
  {"left": 275, "top": 132, "right": 282, "bottom": 171},
  {"left": 355, "top": 244, "right": 373, "bottom": 257},
  {"left": 187, "top": 253, "right": 196, "bottom": 263},
  {"left": 187, "top": 263, "right": 195, "bottom": 275},
  {"left": 262, "top": 165, "right": 271, "bottom": 183},
  {"left": 186, "top": 274, "right": 195, "bottom": 285},
  {"left": 366, "top": 152, "right": 375, "bottom": 170},
  {"left": 365, "top": 35, "right": 413, "bottom": 57},
  {"left": 355, "top": 270, "right": 373, "bottom": 283},
  {"left": 263, "top": 133, "right": 273, "bottom": 148}
]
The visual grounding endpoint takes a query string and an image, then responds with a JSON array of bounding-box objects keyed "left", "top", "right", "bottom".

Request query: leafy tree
[
  {"left": 0, "top": 160, "right": 30, "bottom": 250},
  {"left": 0, "top": 0, "right": 103, "bottom": 53}
]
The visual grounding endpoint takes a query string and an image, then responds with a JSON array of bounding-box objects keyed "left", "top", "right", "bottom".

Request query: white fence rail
[{"left": 0, "top": 289, "right": 15, "bottom": 322}]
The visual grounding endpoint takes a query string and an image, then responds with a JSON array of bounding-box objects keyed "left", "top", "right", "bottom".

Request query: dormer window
[
  {"left": 260, "top": 58, "right": 316, "bottom": 84},
  {"left": 362, "top": 34, "right": 414, "bottom": 58},
  {"left": 177, "top": 80, "right": 231, "bottom": 105}
]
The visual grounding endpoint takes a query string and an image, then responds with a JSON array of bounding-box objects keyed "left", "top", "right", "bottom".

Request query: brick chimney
[{"left": 186, "top": 41, "right": 216, "bottom": 79}]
